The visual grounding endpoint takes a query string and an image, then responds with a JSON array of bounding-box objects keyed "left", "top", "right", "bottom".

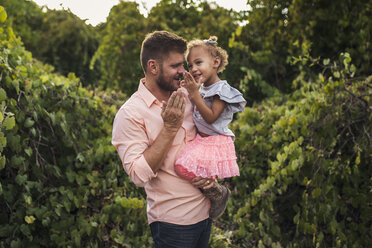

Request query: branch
[{"left": 343, "top": 86, "right": 369, "bottom": 108}]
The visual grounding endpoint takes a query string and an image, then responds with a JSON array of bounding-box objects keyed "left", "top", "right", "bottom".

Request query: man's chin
[
  {"left": 157, "top": 81, "right": 178, "bottom": 92},
  {"left": 170, "top": 80, "right": 181, "bottom": 91}
]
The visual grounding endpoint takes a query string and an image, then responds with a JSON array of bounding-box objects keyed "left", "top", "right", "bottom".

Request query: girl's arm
[
  {"left": 181, "top": 72, "right": 226, "bottom": 124},
  {"left": 190, "top": 94, "right": 225, "bottom": 124}
]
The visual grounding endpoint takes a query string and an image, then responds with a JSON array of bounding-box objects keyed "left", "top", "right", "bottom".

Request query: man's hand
[
  {"left": 192, "top": 176, "right": 217, "bottom": 190},
  {"left": 144, "top": 90, "right": 186, "bottom": 173},
  {"left": 161, "top": 90, "right": 186, "bottom": 134}
]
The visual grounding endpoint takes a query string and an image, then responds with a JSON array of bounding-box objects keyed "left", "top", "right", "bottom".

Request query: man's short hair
[{"left": 140, "top": 31, "right": 187, "bottom": 73}]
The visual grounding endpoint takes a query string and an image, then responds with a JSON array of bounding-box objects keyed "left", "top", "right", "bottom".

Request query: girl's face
[{"left": 187, "top": 46, "right": 220, "bottom": 86}]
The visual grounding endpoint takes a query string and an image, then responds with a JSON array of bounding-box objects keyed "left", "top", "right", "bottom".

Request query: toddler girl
[{"left": 175, "top": 36, "right": 246, "bottom": 218}]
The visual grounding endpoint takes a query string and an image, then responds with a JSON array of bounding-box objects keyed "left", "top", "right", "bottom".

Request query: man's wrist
[{"left": 162, "top": 126, "right": 179, "bottom": 137}]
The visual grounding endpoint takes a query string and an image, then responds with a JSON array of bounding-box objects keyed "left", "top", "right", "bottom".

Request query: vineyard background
[{"left": 0, "top": 0, "right": 371, "bottom": 247}]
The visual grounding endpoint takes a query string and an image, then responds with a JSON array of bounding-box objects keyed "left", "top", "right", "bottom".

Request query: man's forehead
[{"left": 162, "top": 51, "right": 185, "bottom": 63}]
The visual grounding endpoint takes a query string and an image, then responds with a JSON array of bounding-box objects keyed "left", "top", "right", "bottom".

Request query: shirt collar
[{"left": 138, "top": 78, "right": 158, "bottom": 107}]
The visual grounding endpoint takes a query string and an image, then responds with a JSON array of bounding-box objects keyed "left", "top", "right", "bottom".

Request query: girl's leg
[
  {"left": 174, "top": 163, "right": 197, "bottom": 182},
  {"left": 202, "top": 183, "right": 231, "bottom": 219},
  {"left": 174, "top": 164, "right": 230, "bottom": 219}
]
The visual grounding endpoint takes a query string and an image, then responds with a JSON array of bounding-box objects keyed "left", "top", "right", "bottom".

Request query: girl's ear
[
  {"left": 213, "top": 56, "right": 221, "bottom": 69},
  {"left": 148, "top": 59, "right": 159, "bottom": 75}
]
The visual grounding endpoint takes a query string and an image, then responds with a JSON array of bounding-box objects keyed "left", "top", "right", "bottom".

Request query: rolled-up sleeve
[{"left": 112, "top": 107, "right": 157, "bottom": 187}]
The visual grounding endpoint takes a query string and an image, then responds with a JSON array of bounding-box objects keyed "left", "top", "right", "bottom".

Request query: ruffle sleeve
[{"left": 203, "top": 81, "right": 246, "bottom": 113}]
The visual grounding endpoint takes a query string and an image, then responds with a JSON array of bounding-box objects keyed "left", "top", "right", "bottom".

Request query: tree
[
  {"left": 1, "top": 0, "right": 44, "bottom": 53},
  {"left": 90, "top": 1, "right": 147, "bottom": 92},
  {"left": 2, "top": 0, "right": 100, "bottom": 86},
  {"left": 231, "top": 0, "right": 372, "bottom": 103},
  {"left": 287, "top": 0, "right": 372, "bottom": 76},
  {"left": 39, "top": 9, "right": 100, "bottom": 85},
  {"left": 230, "top": 0, "right": 295, "bottom": 97},
  {"left": 148, "top": 0, "right": 243, "bottom": 89}
]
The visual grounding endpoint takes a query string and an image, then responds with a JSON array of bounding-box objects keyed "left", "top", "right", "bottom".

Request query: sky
[{"left": 31, "top": 0, "right": 249, "bottom": 26}]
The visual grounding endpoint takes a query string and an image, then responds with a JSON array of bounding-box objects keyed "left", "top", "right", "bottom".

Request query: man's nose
[{"left": 179, "top": 66, "right": 186, "bottom": 73}]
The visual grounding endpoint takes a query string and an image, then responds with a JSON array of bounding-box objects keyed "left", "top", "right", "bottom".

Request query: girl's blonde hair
[{"left": 186, "top": 36, "right": 228, "bottom": 73}]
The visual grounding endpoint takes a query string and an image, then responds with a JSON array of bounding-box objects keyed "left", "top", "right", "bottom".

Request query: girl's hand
[{"left": 181, "top": 71, "right": 202, "bottom": 97}]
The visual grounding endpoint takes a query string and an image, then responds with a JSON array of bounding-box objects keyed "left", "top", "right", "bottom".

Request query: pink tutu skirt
[{"left": 175, "top": 134, "right": 240, "bottom": 181}]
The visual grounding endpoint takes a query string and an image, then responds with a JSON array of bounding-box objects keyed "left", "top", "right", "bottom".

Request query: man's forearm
[
  {"left": 143, "top": 128, "right": 178, "bottom": 173},
  {"left": 144, "top": 90, "right": 185, "bottom": 173}
]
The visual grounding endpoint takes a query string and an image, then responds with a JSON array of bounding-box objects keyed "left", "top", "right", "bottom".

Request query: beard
[{"left": 156, "top": 67, "right": 180, "bottom": 92}]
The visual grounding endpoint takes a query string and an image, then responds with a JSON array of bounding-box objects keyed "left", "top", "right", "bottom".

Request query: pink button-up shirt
[{"left": 112, "top": 79, "right": 210, "bottom": 225}]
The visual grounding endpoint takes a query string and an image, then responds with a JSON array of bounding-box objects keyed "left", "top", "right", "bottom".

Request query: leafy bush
[
  {"left": 0, "top": 12, "right": 151, "bottom": 247},
  {"left": 229, "top": 52, "right": 371, "bottom": 247}
]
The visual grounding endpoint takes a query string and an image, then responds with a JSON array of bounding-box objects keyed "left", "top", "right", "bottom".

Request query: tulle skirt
[{"left": 175, "top": 134, "right": 240, "bottom": 181}]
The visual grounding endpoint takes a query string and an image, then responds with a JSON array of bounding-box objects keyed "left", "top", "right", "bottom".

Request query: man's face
[{"left": 156, "top": 51, "right": 185, "bottom": 92}]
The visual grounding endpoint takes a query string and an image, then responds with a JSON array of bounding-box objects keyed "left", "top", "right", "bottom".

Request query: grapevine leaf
[
  {"left": 0, "top": 88, "right": 7, "bottom": 102},
  {"left": 0, "top": 7, "right": 7, "bottom": 23},
  {"left": 3, "top": 116, "right": 15, "bottom": 130}
]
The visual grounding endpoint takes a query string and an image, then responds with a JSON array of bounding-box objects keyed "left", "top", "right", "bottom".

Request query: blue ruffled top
[{"left": 193, "top": 80, "right": 246, "bottom": 138}]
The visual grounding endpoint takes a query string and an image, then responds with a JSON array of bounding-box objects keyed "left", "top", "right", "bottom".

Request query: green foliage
[
  {"left": 0, "top": 6, "right": 7, "bottom": 23},
  {"left": 0, "top": 0, "right": 44, "bottom": 52},
  {"left": 228, "top": 52, "right": 371, "bottom": 247},
  {"left": 230, "top": 0, "right": 372, "bottom": 102},
  {"left": 147, "top": 0, "right": 240, "bottom": 51},
  {"left": 1, "top": 0, "right": 100, "bottom": 86},
  {"left": 209, "top": 225, "right": 233, "bottom": 248},
  {"left": 230, "top": 0, "right": 293, "bottom": 97},
  {"left": 239, "top": 66, "right": 282, "bottom": 106},
  {"left": 287, "top": 0, "right": 372, "bottom": 76},
  {"left": 0, "top": 17, "right": 151, "bottom": 247},
  {"left": 90, "top": 1, "right": 146, "bottom": 93},
  {"left": 35, "top": 9, "right": 100, "bottom": 85}
]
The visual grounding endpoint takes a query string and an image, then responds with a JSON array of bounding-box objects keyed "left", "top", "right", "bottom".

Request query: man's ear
[
  {"left": 148, "top": 59, "right": 159, "bottom": 75},
  {"left": 213, "top": 57, "right": 221, "bottom": 69}
]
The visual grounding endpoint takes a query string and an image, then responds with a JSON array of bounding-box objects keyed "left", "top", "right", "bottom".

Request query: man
[{"left": 112, "top": 31, "right": 229, "bottom": 248}]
